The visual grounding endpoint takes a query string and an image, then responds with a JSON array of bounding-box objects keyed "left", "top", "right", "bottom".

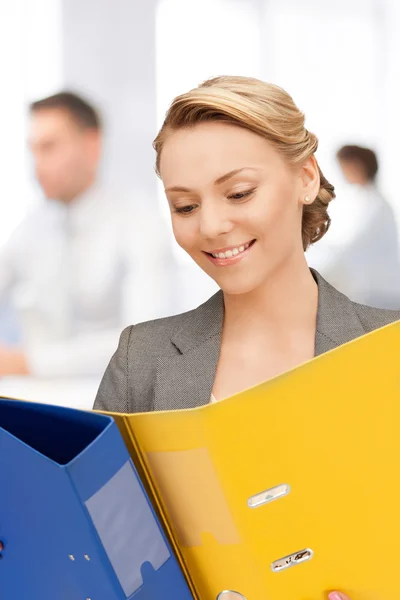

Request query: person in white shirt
[
  {"left": 0, "top": 92, "right": 174, "bottom": 378},
  {"left": 307, "top": 145, "right": 400, "bottom": 309}
]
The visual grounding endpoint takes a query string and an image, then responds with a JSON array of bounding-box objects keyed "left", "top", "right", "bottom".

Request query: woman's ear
[{"left": 299, "top": 155, "right": 320, "bottom": 206}]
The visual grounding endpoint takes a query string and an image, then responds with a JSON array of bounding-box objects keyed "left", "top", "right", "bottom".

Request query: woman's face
[{"left": 160, "top": 122, "right": 314, "bottom": 295}]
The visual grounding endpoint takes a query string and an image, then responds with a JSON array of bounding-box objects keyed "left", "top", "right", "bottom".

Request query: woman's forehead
[{"left": 159, "top": 122, "right": 279, "bottom": 185}]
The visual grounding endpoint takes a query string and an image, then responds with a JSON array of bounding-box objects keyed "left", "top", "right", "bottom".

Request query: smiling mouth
[{"left": 205, "top": 239, "right": 256, "bottom": 260}]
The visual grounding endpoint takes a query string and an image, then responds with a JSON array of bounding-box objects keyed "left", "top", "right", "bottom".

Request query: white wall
[
  {"left": 0, "top": 0, "right": 62, "bottom": 246},
  {"left": 378, "top": 0, "right": 400, "bottom": 220},
  {"left": 62, "top": 0, "right": 159, "bottom": 200}
]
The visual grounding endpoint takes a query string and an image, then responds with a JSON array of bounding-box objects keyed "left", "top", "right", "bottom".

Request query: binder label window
[{"left": 86, "top": 460, "right": 170, "bottom": 595}]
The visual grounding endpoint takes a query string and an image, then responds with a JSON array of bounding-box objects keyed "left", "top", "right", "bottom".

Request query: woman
[{"left": 94, "top": 76, "right": 400, "bottom": 600}]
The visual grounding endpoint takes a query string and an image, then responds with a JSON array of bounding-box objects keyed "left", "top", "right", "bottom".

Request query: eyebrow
[{"left": 164, "top": 167, "right": 262, "bottom": 193}]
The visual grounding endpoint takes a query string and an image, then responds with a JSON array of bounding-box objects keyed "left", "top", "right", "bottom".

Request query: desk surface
[{"left": 0, "top": 376, "right": 99, "bottom": 410}]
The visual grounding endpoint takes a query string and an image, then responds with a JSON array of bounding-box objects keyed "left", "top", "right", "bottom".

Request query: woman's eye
[
  {"left": 228, "top": 189, "right": 255, "bottom": 201},
  {"left": 174, "top": 204, "right": 197, "bottom": 215}
]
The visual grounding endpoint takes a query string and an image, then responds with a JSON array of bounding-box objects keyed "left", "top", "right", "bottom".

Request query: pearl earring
[{"left": 304, "top": 195, "right": 312, "bottom": 203}]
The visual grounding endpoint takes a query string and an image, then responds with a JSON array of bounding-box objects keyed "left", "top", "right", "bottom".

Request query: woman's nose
[{"left": 199, "top": 201, "right": 233, "bottom": 239}]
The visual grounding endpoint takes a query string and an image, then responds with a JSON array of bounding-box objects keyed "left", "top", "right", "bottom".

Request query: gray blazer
[{"left": 94, "top": 271, "right": 400, "bottom": 414}]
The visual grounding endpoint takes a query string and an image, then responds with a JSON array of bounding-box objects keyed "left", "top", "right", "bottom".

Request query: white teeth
[{"left": 211, "top": 242, "right": 252, "bottom": 259}]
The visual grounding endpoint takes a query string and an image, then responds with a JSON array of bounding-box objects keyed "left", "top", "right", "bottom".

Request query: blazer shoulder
[
  {"left": 94, "top": 300, "right": 217, "bottom": 414},
  {"left": 127, "top": 305, "right": 200, "bottom": 355},
  {"left": 127, "top": 289, "right": 224, "bottom": 356},
  {"left": 312, "top": 269, "right": 400, "bottom": 349},
  {"left": 352, "top": 301, "right": 400, "bottom": 333},
  {"left": 93, "top": 313, "right": 186, "bottom": 414}
]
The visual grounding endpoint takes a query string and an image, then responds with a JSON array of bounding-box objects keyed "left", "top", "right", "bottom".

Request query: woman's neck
[{"left": 222, "top": 258, "right": 318, "bottom": 336}]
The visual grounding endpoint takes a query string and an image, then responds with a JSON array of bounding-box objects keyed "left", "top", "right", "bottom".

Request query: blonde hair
[{"left": 154, "top": 76, "right": 335, "bottom": 249}]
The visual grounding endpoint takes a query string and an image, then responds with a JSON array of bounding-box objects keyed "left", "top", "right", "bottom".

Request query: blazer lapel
[{"left": 154, "top": 292, "right": 224, "bottom": 411}]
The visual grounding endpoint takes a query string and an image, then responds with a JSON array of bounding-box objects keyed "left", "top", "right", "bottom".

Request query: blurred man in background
[
  {"left": 0, "top": 92, "right": 173, "bottom": 378},
  {"left": 307, "top": 144, "right": 400, "bottom": 309}
]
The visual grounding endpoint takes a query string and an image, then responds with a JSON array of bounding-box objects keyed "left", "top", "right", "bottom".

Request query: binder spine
[
  {"left": 118, "top": 415, "right": 201, "bottom": 600},
  {"left": 118, "top": 416, "right": 201, "bottom": 600}
]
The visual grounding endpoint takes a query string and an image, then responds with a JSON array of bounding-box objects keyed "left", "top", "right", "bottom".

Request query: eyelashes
[
  {"left": 172, "top": 187, "right": 257, "bottom": 216},
  {"left": 173, "top": 204, "right": 198, "bottom": 215},
  {"left": 228, "top": 188, "right": 256, "bottom": 201}
]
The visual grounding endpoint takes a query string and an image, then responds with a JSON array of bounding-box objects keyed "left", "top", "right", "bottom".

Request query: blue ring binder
[{"left": 0, "top": 397, "right": 194, "bottom": 599}]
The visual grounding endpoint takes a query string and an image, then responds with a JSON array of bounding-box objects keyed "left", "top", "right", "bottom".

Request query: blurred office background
[{"left": 1, "top": 0, "right": 399, "bottom": 407}]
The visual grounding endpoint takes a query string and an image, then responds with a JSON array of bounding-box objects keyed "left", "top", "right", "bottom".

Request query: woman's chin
[
  {"left": 196, "top": 259, "right": 265, "bottom": 296},
  {"left": 217, "top": 276, "right": 261, "bottom": 297}
]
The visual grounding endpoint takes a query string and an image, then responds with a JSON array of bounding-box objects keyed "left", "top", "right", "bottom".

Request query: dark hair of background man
[
  {"left": 337, "top": 145, "right": 378, "bottom": 181},
  {"left": 30, "top": 91, "right": 101, "bottom": 131}
]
